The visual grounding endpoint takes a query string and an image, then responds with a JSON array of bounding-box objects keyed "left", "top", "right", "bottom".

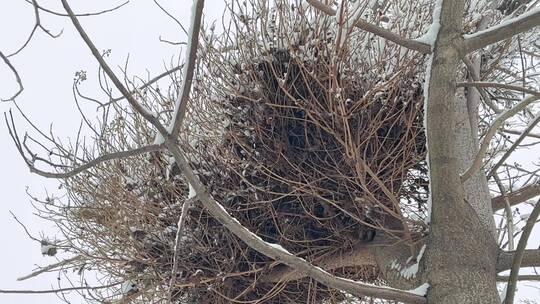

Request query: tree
[{"left": 2, "top": 0, "right": 540, "bottom": 303}]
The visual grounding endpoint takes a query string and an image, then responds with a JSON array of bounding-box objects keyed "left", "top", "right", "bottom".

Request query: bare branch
[
  {"left": 494, "top": 173, "right": 515, "bottom": 250},
  {"left": 462, "top": 56, "right": 502, "bottom": 113},
  {"left": 103, "top": 65, "right": 184, "bottom": 106},
  {"left": 463, "top": 7, "right": 540, "bottom": 53},
  {"left": 0, "top": 282, "right": 120, "bottom": 294},
  {"left": 5, "top": 112, "right": 165, "bottom": 178},
  {"left": 17, "top": 256, "right": 82, "bottom": 281},
  {"left": 500, "top": 128, "right": 540, "bottom": 139},
  {"left": 9, "top": 0, "right": 63, "bottom": 58},
  {"left": 23, "top": 0, "right": 129, "bottom": 17},
  {"left": 461, "top": 95, "right": 539, "bottom": 181},
  {"left": 166, "top": 143, "right": 426, "bottom": 304},
  {"left": 497, "top": 275, "right": 540, "bottom": 281},
  {"left": 504, "top": 197, "right": 540, "bottom": 304},
  {"left": 261, "top": 245, "right": 377, "bottom": 283},
  {"left": 30, "top": 144, "right": 165, "bottom": 179},
  {"left": 305, "top": 0, "right": 431, "bottom": 54},
  {"left": 498, "top": 248, "right": 540, "bottom": 271},
  {"left": 489, "top": 110, "right": 540, "bottom": 178},
  {"left": 60, "top": 0, "right": 169, "bottom": 137},
  {"left": 169, "top": 0, "right": 205, "bottom": 138},
  {"left": 492, "top": 183, "right": 540, "bottom": 212},
  {"left": 456, "top": 81, "right": 540, "bottom": 97},
  {"left": 0, "top": 51, "right": 24, "bottom": 101}
]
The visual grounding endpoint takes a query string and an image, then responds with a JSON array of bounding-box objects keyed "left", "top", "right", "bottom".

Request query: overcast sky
[{"left": 0, "top": 1, "right": 538, "bottom": 303}]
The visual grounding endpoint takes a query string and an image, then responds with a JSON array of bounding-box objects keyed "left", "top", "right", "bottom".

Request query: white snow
[
  {"left": 422, "top": 0, "right": 443, "bottom": 225},
  {"left": 391, "top": 245, "right": 427, "bottom": 279},
  {"left": 121, "top": 280, "right": 137, "bottom": 294},
  {"left": 188, "top": 183, "right": 196, "bottom": 199},
  {"left": 415, "top": 0, "right": 443, "bottom": 47},
  {"left": 499, "top": 283, "right": 508, "bottom": 302},
  {"left": 409, "top": 282, "right": 430, "bottom": 296},
  {"left": 520, "top": 213, "right": 531, "bottom": 220},
  {"left": 167, "top": 0, "right": 202, "bottom": 133},
  {"left": 40, "top": 243, "right": 56, "bottom": 255},
  {"left": 267, "top": 242, "right": 291, "bottom": 254},
  {"left": 153, "top": 131, "right": 165, "bottom": 145}
]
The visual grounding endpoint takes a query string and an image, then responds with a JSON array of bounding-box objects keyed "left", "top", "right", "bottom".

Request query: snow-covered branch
[
  {"left": 168, "top": 0, "right": 204, "bottom": 138},
  {"left": 305, "top": 0, "right": 431, "bottom": 53},
  {"left": 17, "top": 256, "right": 82, "bottom": 281},
  {"left": 463, "top": 7, "right": 540, "bottom": 53}
]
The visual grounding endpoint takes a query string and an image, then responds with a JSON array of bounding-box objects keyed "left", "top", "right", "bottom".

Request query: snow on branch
[
  {"left": 166, "top": 143, "right": 427, "bottom": 304},
  {"left": 305, "top": 0, "right": 431, "bottom": 54},
  {"left": 168, "top": 0, "right": 204, "bottom": 138},
  {"left": 461, "top": 95, "right": 539, "bottom": 181},
  {"left": 463, "top": 7, "right": 540, "bottom": 53}
]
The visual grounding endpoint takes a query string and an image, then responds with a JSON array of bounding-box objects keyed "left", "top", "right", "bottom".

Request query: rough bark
[{"left": 422, "top": 1, "right": 500, "bottom": 303}]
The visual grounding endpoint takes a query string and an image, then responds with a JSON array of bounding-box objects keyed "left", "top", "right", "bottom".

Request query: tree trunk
[{"left": 422, "top": 1, "right": 500, "bottom": 302}]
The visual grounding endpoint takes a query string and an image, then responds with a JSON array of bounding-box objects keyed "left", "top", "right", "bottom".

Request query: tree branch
[
  {"left": 504, "top": 197, "right": 540, "bottom": 304},
  {"left": 61, "top": 0, "right": 169, "bottom": 137},
  {"left": 456, "top": 81, "right": 540, "bottom": 97},
  {"left": 5, "top": 113, "right": 165, "bottom": 178},
  {"left": 488, "top": 110, "right": 540, "bottom": 178},
  {"left": 463, "top": 7, "right": 540, "bottom": 53},
  {"left": 261, "top": 244, "right": 377, "bottom": 283},
  {"left": 17, "top": 256, "right": 82, "bottom": 281},
  {"left": 0, "top": 50, "right": 24, "bottom": 102},
  {"left": 492, "top": 183, "right": 540, "bottom": 212},
  {"left": 104, "top": 65, "right": 184, "bottom": 106},
  {"left": 305, "top": 0, "right": 431, "bottom": 54},
  {"left": 461, "top": 95, "right": 539, "bottom": 181},
  {"left": 497, "top": 274, "right": 540, "bottom": 281},
  {"left": 498, "top": 248, "right": 540, "bottom": 272},
  {"left": 0, "top": 282, "right": 120, "bottom": 294},
  {"left": 169, "top": 0, "right": 204, "bottom": 138}
]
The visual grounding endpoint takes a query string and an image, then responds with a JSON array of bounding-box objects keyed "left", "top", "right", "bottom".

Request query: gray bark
[{"left": 422, "top": 1, "right": 500, "bottom": 303}]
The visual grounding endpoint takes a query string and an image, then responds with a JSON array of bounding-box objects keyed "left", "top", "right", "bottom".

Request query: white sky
[{"left": 0, "top": 1, "right": 538, "bottom": 303}]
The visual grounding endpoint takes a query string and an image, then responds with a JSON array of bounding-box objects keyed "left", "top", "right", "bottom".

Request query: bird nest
[{"left": 44, "top": 1, "right": 433, "bottom": 303}]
